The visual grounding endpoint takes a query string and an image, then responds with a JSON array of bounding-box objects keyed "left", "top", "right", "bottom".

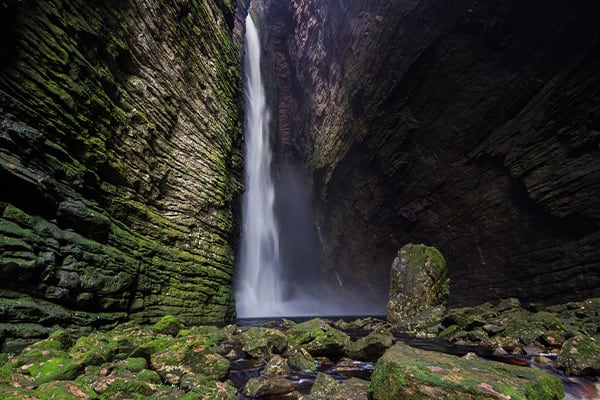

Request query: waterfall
[
  {"left": 236, "top": 14, "right": 382, "bottom": 318},
  {"left": 236, "top": 15, "right": 282, "bottom": 317}
]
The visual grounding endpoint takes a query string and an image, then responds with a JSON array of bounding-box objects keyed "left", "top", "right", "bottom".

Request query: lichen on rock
[{"left": 386, "top": 243, "right": 450, "bottom": 332}]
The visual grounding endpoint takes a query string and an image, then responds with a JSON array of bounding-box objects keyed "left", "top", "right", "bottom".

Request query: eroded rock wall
[
  {"left": 0, "top": 0, "right": 245, "bottom": 347},
  {"left": 260, "top": 0, "right": 600, "bottom": 307}
]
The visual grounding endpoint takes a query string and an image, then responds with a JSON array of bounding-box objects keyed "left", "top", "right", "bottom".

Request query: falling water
[
  {"left": 236, "top": 15, "right": 282, "bottom": 317},
  {"left": 236, "top": 14, "right": 384, "bottom": 318}
]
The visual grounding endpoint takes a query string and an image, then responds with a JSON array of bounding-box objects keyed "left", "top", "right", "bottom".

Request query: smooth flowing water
[
  {"left": 236, "top": 15, "right": 384, "bottom": 318},
  {"left": 236, "top": 15, "right": 281, "bottom": 317}
]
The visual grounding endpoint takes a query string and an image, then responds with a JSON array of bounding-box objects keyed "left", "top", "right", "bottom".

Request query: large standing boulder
[{"left": 386, "top": 244, "right": 450, "bottom": 331}]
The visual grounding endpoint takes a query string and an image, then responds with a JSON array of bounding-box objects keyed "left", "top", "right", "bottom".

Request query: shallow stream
[{"left": 232, "top": 317, "right": 600, "bottom": 400}]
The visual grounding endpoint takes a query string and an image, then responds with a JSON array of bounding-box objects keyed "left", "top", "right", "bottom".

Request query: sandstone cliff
[
  {"left": 0, "top": 0, "right": 244, "bottom": 349},
  {"left": 260, "top": 0, "right": 600, "bottom": 307}
]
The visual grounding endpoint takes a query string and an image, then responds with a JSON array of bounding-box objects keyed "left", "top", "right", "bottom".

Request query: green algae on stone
[
  {"left": 37, "top": 381, "right": 97, "bottom": 399},
  {"left": 557, "top": 335, "right": 600, "bottom": 376},
  {"left": 23, "top": 356, "right": 83, "bottom": 385},
  {"left": 286, "top": 318, "right": 351, "bottom": 357},
  {"left": 309, "top": 372, "right": 339, "bottom": 399},
  {"left": 369, "top": 342, "right": 564, "bottom": 400},
  {"left": 239, "top": 327, "right": 288, "bottom": 359},
  {"left": 387, "top": 244, "right": 450, "bottom": 328},
  {"left": 152, "top": 314, "right": 184, "bottom": 337}
]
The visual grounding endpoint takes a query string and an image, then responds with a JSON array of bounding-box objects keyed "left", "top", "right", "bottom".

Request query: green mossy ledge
[{"left": 0, "top": 0, "right": 244, "bottom": 349}]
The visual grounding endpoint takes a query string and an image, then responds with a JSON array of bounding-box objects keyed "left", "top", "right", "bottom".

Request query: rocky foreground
[{"left": 1, "top": 298, "right": 599, "bottom": 399}]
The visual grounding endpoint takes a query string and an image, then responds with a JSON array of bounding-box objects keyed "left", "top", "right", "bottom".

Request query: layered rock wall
[
  {"left": 0, "top": 0, "right": 245, "bottom": 347},
  {"left": 260, "top": 0, "right": 600, "bottom": 306}
]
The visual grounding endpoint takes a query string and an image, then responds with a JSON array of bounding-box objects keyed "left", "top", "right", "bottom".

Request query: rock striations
[
  {"left": 0, "top": 0, "right": 246, "bottom": 348},
  {"left": 258, "top": 0, "right": 600, "bottom": 308}
]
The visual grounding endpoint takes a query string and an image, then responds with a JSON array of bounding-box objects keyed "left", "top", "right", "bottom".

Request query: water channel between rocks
[{"left": 231, "top": 317, "right": 600, "bottom": 400}]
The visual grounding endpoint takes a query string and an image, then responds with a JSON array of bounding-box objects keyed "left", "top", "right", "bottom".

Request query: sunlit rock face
[
  {"left": 259, "top": 0, "right": 600, "bottom": 307},
  {"left": 0, "top": 0, "right": 245, "bottom": 346}
]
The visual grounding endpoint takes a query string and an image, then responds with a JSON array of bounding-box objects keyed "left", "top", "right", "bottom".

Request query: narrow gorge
[{"left": 1, "top": 0, "right": 599, "bottom": 352}]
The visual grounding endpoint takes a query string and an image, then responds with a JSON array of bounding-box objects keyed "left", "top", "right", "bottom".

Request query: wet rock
[
  {"left": 288, "top": 348, "right": 317, "bottom": 371},
  {"left": 240, "top": 327, "right": 288, "bottom": 359},
  {"left": 387, "top": 244, "right": 450, "bottom": 326},
  {"left": 557, "top": 336, "right": 600, "bottom": 376},
  {"left": 243, "top": 375, "right": 294, "bottom": 397},
  {"left": 348, "top": 330, "right": 393, "bottom": 360},
  {"left": 332, "top": 377, "right": 370, "bottom": 400},
  {"left": 287, "top": 318, "right": 351, "bottom": 358},
  {"left": 309, "top": 372, "right": 339, "bottom": 399},
  {"left": 369, "top": 342, "right": 564, "bottom": 399},
  {"left": 262, "top": 354, "right": 291, "bottom": 375}
]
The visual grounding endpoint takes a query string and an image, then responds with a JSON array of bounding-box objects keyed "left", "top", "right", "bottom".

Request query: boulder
[
  {"left": 557, "top": 336, "right": 600, "bottom": 376},
  {"left": 152, "top": 315, "right": 184, "bottom": 337},
  {"left": 369, "top": 342, "right": 564, "bottom": 399},
  {"left": 287, "top": 318, "right": 351, "bottom": 357},
  {"left": 262, "top": 354, "right": 291, "bottom": 376},
  {"left": 348, "top": 330, "right": 393, "bottom": 360},
  {"left": 239, "top": 327, "right": 288, "bottom": 359},
  {"left": 242, "top": 375, "right": 294, "bottom": 397},
  {"left": 149, "top": 335, "right": 230, "bottom": 387},
  {"left": 386, "top": 244, "right": 450, "bottom": 326}
]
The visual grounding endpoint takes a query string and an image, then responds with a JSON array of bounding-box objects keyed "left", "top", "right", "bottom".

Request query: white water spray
[
  {"left": 236, "top": 14, "right": 385, "bottom": 318},
  {"left": 236, "top": 15, "right": 282, "bottom": 317}
]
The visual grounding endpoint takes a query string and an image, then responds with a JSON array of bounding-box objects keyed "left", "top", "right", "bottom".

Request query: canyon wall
[
  {"left": 0, "top": 0, "right": 245, "bottom": 349},
  {"left": 260, "top": 0, "right": 600, "bottom": 307}
]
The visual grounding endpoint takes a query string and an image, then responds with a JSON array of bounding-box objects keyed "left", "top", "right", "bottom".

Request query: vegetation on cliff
[{"left": 0, "top": 0, "right": 244, "bottom": 349}]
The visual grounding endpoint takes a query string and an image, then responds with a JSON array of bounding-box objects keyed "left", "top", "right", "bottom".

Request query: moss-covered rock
[
  {"left": 23, "top": 356, "right": 83, "bottom": 384},
  {"left": 387, "top": 244, "right": 450, "bottom": 327},
  {"left": 557, "top": 336, "right": 600, "bottom": 376},
  {"left": 309, "top": 372, "right": 339, "bottom": 399},
  {"left": 348, "top": 329, "right": 393, "bottom": 361},
  {"left": 37, "top": 381, "right": 97, "bottom": 399},
  {"left": 152, "top": 314, "right": 184, "bottom": 337},
  {"left": 149, "top": 335, "right": 230, "bottom": 387},
  {"left": 369, "top": 342, "right": 564, "bottom": 399},
  {"left": 0, "top": 0, "right": 244, "bottom": 342},
  {"left": 242, "top": 375, "right": 294, "bottom": 398},
  {"left": 261, "top": 354, "right": 290, "bottom": 375},
  {"left": 288, "top": 347, "right": 317, "bottom": 371},
  {"left": 287, "top": 318, "right": 351, "bottom": 357},
  {"left": 239, "top": 326, "right": 288, "bottom": 359}
]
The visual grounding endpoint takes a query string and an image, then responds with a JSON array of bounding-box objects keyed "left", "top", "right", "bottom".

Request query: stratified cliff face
[
  {"left": 0, "top": 0, "right": 244, "bottom": 348},
  {"left": 261, "top": 0, "right": 600, "bottom": 307}
]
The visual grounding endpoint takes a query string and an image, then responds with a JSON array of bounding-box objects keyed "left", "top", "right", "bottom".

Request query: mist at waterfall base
[{"left": 235, "top": 15, "right": 384, "bottom": 318}]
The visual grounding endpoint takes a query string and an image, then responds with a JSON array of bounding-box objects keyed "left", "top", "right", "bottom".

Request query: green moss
[
  {"left": 152, "top": 314, "right": 184, "bottom": 337},
  {"left": 25, "top": 357, "right": 83, "bottom": 384}
]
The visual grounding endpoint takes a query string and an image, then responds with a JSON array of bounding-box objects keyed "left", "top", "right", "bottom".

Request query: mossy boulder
[
  {"left": 22, "top": 356, "right": 83, "bottom": 385},
  {"left": 261, "top": 354, "right": 290, "bottom": 375},
  {"left": 309, "top": 372, "right": 339, "bottom": 399},
  {"left": 369, "top": 342, "right": 564, "bottom": 399},
  {"left": 348, "top": 329, "right": 393, "bottom": 360},
  {"left": 149, "top": 335, "right": 230, "bottom": 387},
  {"left": 557, "top": 336, "right": 600, "bottom": 376},
  {"left": 288, "top": 347, "right": 317, "bottom": 371},
  {"left": 152, "top": 314, "right": 184, "bottom": 337},
  {"left": 70, "top": 332, "right": 119, "bottom": 366},
  {"left": 239, "top": 327, "right": 288, "bottom": 359},
  {"left": 37, "top": 381, "right": 97, "bottom": 399},
  {"left": 286, "top": 318, "right": 351, "bottom": 357},
  {"left": 386, "top": 244, "right": 450, "bottom": 326},
  {"left": 75, "top": 360, "right": 162, "bottom": 397},
  {"left": 242, "top": 375, "right": 294, "bottom": 398}
]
